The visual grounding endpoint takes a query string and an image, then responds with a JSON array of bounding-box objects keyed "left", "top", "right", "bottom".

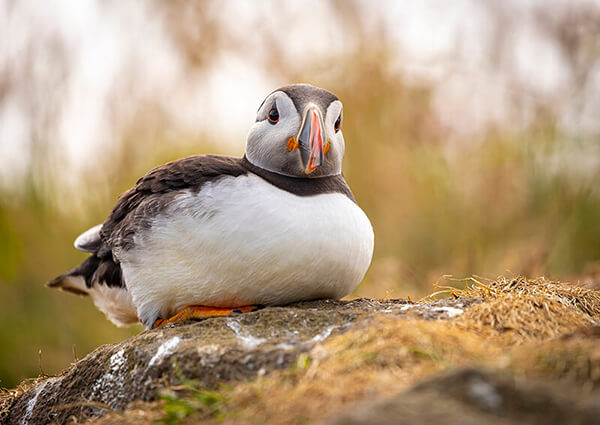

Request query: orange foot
[{"left": 152, "top": 305, "right": 262, "bottom": 328}]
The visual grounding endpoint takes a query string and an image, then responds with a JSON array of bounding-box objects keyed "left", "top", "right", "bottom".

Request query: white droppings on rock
[
  {"left": 307, "top": 326, "right": 335, "bottom": 343},
  {"left": 149, "top": 336, "right": 182, "bottom": 366},
  {"left": 109, "top": 348, "right": 126, "bottom": 371},
  {"left": 196, "top": 344, "right": 223, "bottom": 355},
  {"left": 432, "top": 306, "right": 464, "bottom": 318},
  {"left": 19, "top": 378, "right": 54, "bottom": 425},
  {"left": 196, "top": 344, "right": 226, "bottom": 367},
  {"left": 469, "top": 377, "right": 502, "bottom": 409},
  {"left": 226, "top": 320, "right": 266, "bottom": 349},
  {"left": 91, "top": 348, "right": 127, "bottom": 404}
]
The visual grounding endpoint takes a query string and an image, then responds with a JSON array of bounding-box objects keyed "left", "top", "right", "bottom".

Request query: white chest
[{"left": 118, "top": 174, "right": 374, "bottom": 325}]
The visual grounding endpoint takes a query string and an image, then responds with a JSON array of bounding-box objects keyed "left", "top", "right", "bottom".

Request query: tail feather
[
  {"left": 46, "top": 274, "right": 89, "bottom": 296},
  {"left": 47, "top": 254, "right": 136, "bottom": 326},
  {"left": 46, "top": 255, "right": 102, "bottom": 296}
]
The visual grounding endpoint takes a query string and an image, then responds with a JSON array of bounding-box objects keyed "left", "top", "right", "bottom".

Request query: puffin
[{"left": 48, "top": 84, "right": 374, "bottom": 329}]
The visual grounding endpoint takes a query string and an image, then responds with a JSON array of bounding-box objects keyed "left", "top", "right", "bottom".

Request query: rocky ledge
[{"left": 4, "top": 298, "right": 477, "bottom": 424}]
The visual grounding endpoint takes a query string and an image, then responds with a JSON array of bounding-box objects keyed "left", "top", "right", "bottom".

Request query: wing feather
[{"left": 74, "top": 223, "right": 103, "bottom": 252}]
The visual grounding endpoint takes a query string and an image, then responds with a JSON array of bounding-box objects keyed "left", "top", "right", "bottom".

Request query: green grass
[{"left": 158, "top": 363, "right": 229, "bottom": 424}]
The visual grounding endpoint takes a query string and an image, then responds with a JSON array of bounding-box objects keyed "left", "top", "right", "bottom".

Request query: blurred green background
[{"left": 1, "top": 0, "right": 600, "bottom": 388}]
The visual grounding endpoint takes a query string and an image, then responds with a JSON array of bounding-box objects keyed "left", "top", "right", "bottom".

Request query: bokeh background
[{"left": 1, "top": 0, "right": 600, "bottom": 388}]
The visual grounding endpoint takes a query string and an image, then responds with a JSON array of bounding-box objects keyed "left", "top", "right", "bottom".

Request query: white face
[{"left": 245, "top": 88, "right": 345, "bottom": 178}]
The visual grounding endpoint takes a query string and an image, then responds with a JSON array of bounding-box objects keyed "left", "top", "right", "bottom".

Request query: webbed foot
[{"left": 152, "top": 305, "right": 262, "bottom": 328}]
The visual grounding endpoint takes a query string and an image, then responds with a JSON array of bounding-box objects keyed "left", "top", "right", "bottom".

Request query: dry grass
[
  {"left": 434, "top": 275, "right": 600, "bottom": 319},
  {"left": 511, "top": 326, "right": 600, "bottom": 388},
  {"left": 454, "top": 294, "right": 594, "bottom": 343}
]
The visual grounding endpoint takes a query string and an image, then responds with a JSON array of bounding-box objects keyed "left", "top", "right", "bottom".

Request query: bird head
[{"left": 245, "top": 84, "right": 344, "bottom": 178}]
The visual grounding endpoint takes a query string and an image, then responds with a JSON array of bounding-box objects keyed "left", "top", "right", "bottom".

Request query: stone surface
[
  {"left": 322, "top": 368, "right": 600, "bottom": 425},
  {"left": 5, "top": 297, "right": 478, "bottom": 425}
]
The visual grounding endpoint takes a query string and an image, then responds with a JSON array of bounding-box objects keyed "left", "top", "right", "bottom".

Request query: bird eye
[
  {"left": 268, "top": 106, "right": 279, "bottom": 124},
  {"left": 334, "top": 115, "right": 341, "bottom": 132}
]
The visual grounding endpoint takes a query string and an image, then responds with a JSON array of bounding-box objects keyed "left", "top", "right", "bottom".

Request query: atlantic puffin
[{"left": 48, "top": 84, "right": 374, "bottom": 329}]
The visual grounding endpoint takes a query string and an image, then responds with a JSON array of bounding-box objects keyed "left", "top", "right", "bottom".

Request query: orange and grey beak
[{"left": 297, "top": 105, "right": 326, "bottom": 174}]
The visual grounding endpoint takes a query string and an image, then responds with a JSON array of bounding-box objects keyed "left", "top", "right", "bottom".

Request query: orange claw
[
  {"left": 287, "top": 136, "right": 298, "bottom": 152},
  {"left": 324, "top": 141, "right": 330, "bottom": 154},
  {"left": 152, "top": 305, "right": 262, "bottom": 328}
]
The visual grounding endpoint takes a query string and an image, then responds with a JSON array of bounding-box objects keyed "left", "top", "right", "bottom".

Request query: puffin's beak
[{"left": 297, "top": 105, "right": 325, "bottom": 174}]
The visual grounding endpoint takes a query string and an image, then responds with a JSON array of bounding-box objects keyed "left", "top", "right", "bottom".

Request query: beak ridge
[{"left": 297, "top": 105, "right": 325, "bottom": 174}]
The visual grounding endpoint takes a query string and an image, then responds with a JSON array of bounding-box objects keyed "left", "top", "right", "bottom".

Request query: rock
[
  {"left": 4, "top": 297, "right": 478, "bottom": 424},
  {"left": 322, "top": 368, "right": 600, "bottom": 425}
]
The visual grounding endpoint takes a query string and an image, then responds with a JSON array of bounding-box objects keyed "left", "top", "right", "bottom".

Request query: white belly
[{"left": 117, "top": 174, "right": 374, "bottom": 327}]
